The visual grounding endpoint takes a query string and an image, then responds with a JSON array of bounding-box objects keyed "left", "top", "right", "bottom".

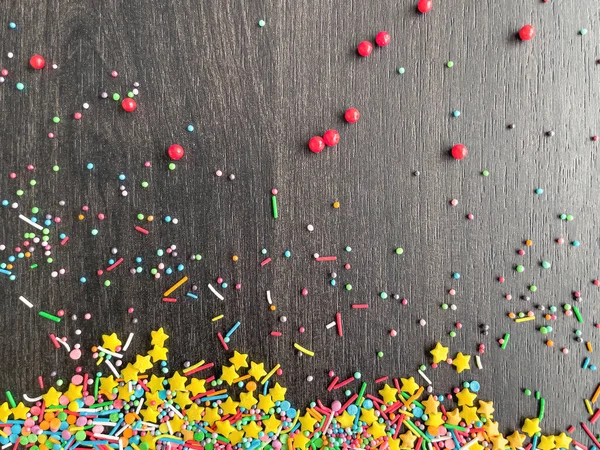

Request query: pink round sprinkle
[
  {"left": 574, "top": 291, "right": 581, "bottom": 298},
  {"left": 565, "top": 310, "right": 573, "bottom": 316},
  {"left": 271, "top": 188, "right": 278, "bottom": 195},
  {"left": 111, "top": 70, "right": 118, "bottom": 77},
  {"left": 301, "top": 288, "right": 308, "bottom": 296},
  {"left": 69, "top": 348, "right": 82, "bottom": 360},
  {"left": 498, "top": 338, "right": 505, "bottom": 345},
  {"left": 84, "top": 313, "right": 91, "bottom": 320},
  {"left": 328, "top": 370, "right": 335, "bottom": 377},
  {"left": 527, "top": 310, "right": 535, "bottom": 317},
  {"left": 217, "top": 277, "right": 223, "bottom": 284},
  {"left": 448, "top": 289, "right": 456, "bottom": 296},
  {"left": 57, "top": 310, "right": 65, "bottom": 317},
  {"left": 144, "top": 161, "right": 151, "bottom": 167},
  {"left": 75, "top": 366, "right": 83, "bottom": 373},
  {"left": 9, "top": 173, "right": 16, "bottom": 179},
  {"left": 450, "top": 199, "right": 458, "bottom": 206},
  {"left": 518, "top": 249, "right": 525, "bottom": 256},
  {"left": 299, "top": 326, "right": 305, "bottom": 333},
  {"left": 455, "top": 322, "right": 462, "bottom": 329},
  {"left": 431, "top": 363, "right": 438, "bottom": 369},
  {"left": 390, "top": 329, "right": 397, "bottom": 337},
  {"left": 401, "top": 298, "right": 408, "bottom": 305},
  {"left": 344, "top": 264, "right": 351, "bottom": 270},
  {"left": 331, "top": 400, "right": 342, "bottom": 412},
  {"left": 27, "top": 164, "right": 34, "bottom": 171},
  {"left": 557, "top": 237, "right": 564, "bottom": 244},
  {"left": 276, "top": 368, "right": 283, "bottom": 376},
  {"left": 73, "top": 112, "right": 82, "bottom": 120},
  {"left": 562, "top": 347, "right": 569, "bottom": 354},
  {"left": 505, "top": 294, "right": 512, "bottom": 300},
  {"left": 97, "top": 269, "right": 103, "bottom": 276},
  {"left": 498, "top": 276, "right": 505, "bottom": 283},
  {"left": 593, "top": 136, "right": 599, "bottom": 141},
  {"left": 235, "top": 283, "right": 241, "bottom": 290},
  {"left": 452, "top": 387, "right": 460, "bottom": 394},
  {"left": 48, "top": 132, "right": 55, "bottom": 139},
  {"left": 216, "top": 170, "right": 223, "bottom": 177},
  {"left": 82, "top": 206, "right": 89, "bottom": 211},
  {"left": 128, "top": 307, "right": 134, "bottom": 314},
  {"left": 595, "top": 323, "right": 600, "bottom": 328},
  {"left": 98, "top": 213, "right": 105, "bottom": 220},
  {"left": 467, "top": 213, "right": 474, "bottom": 220},
  {"left": 594, "top": 280, "right": 600, "bottom": 286},
  {"left": 55, "top": 217, "right": 61, "bottom": 223},
  {"left": 1, "top": 69, "right": 8, "bottom": 76}
]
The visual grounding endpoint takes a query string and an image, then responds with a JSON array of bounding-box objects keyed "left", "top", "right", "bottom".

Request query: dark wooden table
[{"left": 1, "top": 0, "right": 599, "bottom": 439}]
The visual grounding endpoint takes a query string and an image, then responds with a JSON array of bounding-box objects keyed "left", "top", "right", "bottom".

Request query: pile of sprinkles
[
  {"left": 0, "top": 330, "right": 574, "bottom": 450},
  {"left": 3, "top": 0, "right": 600, "bottom": 448}
]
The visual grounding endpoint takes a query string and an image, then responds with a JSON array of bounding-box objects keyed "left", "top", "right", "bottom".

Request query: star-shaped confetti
[
  {"left": 456, "top": 388, "right": 477, "bottom": 406},
  {"left": 422, "top": 395, "right": 440, "bottom": 414},
  {"left": 555, "top": 433, "right": 572, "bottom": 450},
  {"left": 452, "top": 352, "right": 471, "bottom": 373},
  {"left": 430, "top": 342, "right": 449, "bottom": 363},
  {"left": 150, "top": 328, "right": 169, "bottom": 347},
  {"left": 506, "top": 431, "right": 527, "bottom": 450},
  {"left": 101, "top": 333, "right": 122, "bottom": 351},
  {"left": 229, "top": 351, "right": 249, "bottom": 370},
  {"left": 478, "top": 400, "right": 495, "bottom": 418},
  {"left": 399, "top": 431, "right": 417, "bottom": 449},
  {"left": 248, "top": 361, "right": 267, "bottom": 381},
  {"left": 168, "top": 372, "right": 188, "bottom": 391},
  {"left": 522, "top": 418, "right": 541, "bottom": 437},
  {"left": 41, "top": 387, "right": 62, "bottom": 406},
  {"left": 133, "top": 354, "right": 153, "bottom": 373},
  {"left": 11, "top": 402, "right": 29, "bottom": 420},
  {"left": 147, "top": 345, "right": 168, "bottom": 362},
  {"left": 220, "top": 365, "right": 239, "bottom": 385},
  {"left": 378, "top": 384, "right": 398, "bottom": 404},
  {"left": 120, "top": 363, "right": 139, "bottom": 383},
  {"left": 400, "top": 377, "right": 420, "bottom": 395},
  {"left": 537, "top": 435, "right": 556, "bottom": 450},
  {"left": 269, "top": 382, "right": 287, "bottom": 401}
]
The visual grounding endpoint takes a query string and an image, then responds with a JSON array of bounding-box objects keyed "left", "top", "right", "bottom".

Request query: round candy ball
[
  {"left": 357, "top": 41, "right": 373, "bottom": 57},
  {"left": 168, "top": 144, "right": 185, "bottom": 161},
  {"left": 375, "top": 31, "right": 391, "bottom": 47},
  {"left": 519, "top": 24, "right": 536, "bottom": 41},
  {"left": 121, "top": 98, "right": 137, "bottom": 112},
  {"left": 345, "top": 108, "right": 360, "bottom": 123},
  {"left": 323, "top": 130, "right": 340, "bottom": 147},
  {"left": 417, "top": 0, "right": 433, "bottom": 13},
  {"left": 451, "top": 144, "right": 468, "bottom": 160},
  {"left": 29, "top": 54, "right": 45, "bottom": 70},
  {"left": 308, "top": 136, "right": 325, "bottom": 153}
]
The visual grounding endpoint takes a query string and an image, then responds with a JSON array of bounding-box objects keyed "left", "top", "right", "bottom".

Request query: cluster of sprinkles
[
  {"left": 0, "top": 330, "right": 576, "bottom": 450},
  {"left": 3, "top": 0, "right": 600, "bottom": 448}
]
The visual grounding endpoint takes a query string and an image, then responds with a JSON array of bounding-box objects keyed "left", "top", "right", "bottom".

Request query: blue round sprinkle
[
  {"left": 412, "top": 407, "right": 424, "bottom": 418},
  {"left": 470, "top": 380, "right": 480, "bottom": 392},
  {"left": 452, "top": 272, "right": 460, "bottom": 279},
  {"left": 87, "top": 163, "right": 94, "bottom": 170},
  {"left": 573, "top": 241, "right": 581, "bottom": 247},
  {"left": 9, "top": 22, "right": 17, "bottom": 29}
]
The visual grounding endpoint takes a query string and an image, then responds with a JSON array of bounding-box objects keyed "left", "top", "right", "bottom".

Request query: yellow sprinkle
[
  {"left": 515, "top": 316, "right": 535, "bottom": 323},
  {"left": 183, "top": 360, "right": 205, "bottom": 374},
  {"left": 48, "top": 438, "right": 60, "bottom": 445},
  {"left": 293, "top": 343, "right": 315, "bottom": 357},
  {"left": 163, "top": 276, "right": 189, "bottom": 297},
  {"left": 261, "top": 363, "right": 281, "bottom": 385},
  {"left": 0, "top": 430, "right": 7, "bottom": 438},
  {"left": 585, "top": 398, "right": 594, "bottom": 416},
  {"left": 96, "top": 357, "right": 104, "bottom": 366},
  {"left": 131, "top": 444, "right": 141, "bottom": 450},
  {"left": 211, "top": 315, "right": 224, "bottom": 322},
  {"left": 587, "top": 341, "right": 593, "bottom": 352},
  {"left": 333, "top": 201, "right": 340, "bottom": 209}
]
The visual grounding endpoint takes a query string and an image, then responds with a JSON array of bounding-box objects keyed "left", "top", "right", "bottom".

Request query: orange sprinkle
[
  {"left": 78, "top": 214, "right": 85, "bottom": 221},
  {"left": 147, "top": 216, "right": 154, "bottom": 222},
  {"left": 333, "top": 201, "right": 340, "bottom": 209},
  {"left": 508, "top": 312, "right": 516, "bottom": 319},
  {"left": 246, "top": 381, "right": 257, "bottom": 392},
  {"left": 525, "top": 239, "right": 533, "bottom": 246},
  {"left": 592, "top": 384, "right": 600, "bottom": 403},
  {"left": 587, "top": 341, "right": 593, "bottom": 352},
  {"left": 269, "top": 305, "right": 276, "bottom": 311},
  {"left": 232, "top": 255, "right": 239, "bottom": 262},
  {"left": 546, "top": 340, "right": 554, "bottom": 347}
]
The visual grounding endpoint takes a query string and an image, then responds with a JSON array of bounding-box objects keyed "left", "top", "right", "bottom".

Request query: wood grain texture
[{"left": 0, "top": 0, "right": 599, "bottom": 437}]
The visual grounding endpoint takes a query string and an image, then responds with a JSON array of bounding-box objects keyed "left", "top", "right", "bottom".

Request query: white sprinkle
[
  {"left": 57, "top": 338, "right": 71, "bottom": 352},
  {"left": 19, "top": 214, "right": 44, "bottom": 230},
  {"left": 418, "top": 369, "right": 432, "bottom": 385},
  {"left": 266, "top": 290, "right": 272, "bottom": 305},
  {"left": 7, "top": 52, "right": 13, "bottom": 58},
  {"left": 93, "top": 434, "right": 119, "bottom": 442},
  {"left": 208, "top": 283, "right": 224, "bottom": 300},
  {"left": 114, "top": 425, "right": 129, "bottom": 437},
  {"left": 18, "top": 296, "right": 33, "bottom": 308},
  {"left": 307, "top": 224, "right": 314, "bottom": 232},
  {"left": 96, "top": 346, "right": 123, "bottom": 359},
  {"left": 432, "top": 436, "right": 452, "bottom": 443},
  {"left": 23, "top": 394, "right": 43, "bottom": 402},
  {"left": 83, "top": 103, "right": 90, "bottom": 109},
  {"left": 122, "top": 332, "right": 134, "bottom": 351},
  {"left": 475, "top": 355, "right": 483, "bottom": 369},
  {"left": 167, "top": 403, "right": 184, "bottom": 418},
  {"left": 325, "top": 321, "right": 336, "bottom": 329},
  {"left": 105, "top": 359, "right": 120, "bottom": 378},
  {"left": 460, "top": 438, "right": 481, "bottom": 450}
]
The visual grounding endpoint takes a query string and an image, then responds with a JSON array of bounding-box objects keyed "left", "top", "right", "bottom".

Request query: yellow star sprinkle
[
  {"left": 101, "top": 333, "right": 122, "bottom": 352},
  {"left": 220, "top": 365, "right": 239, "bottom": 385},
  {"left": 41, "top": 387, "right": 62, "bottom": 406},
  {"left": 257, "top": 394, "right": 275, "bottom": 412},
  {"left": 292, "top": 432, "right": 311, "bottom": 449},
  {"left": 147, "top": 345, "right": 168, "bottom": 362},
  {"left": 239, "top": 392, "right": 257, "bottom": 410},
  {"left": 150, "top": 327, "right": 169, "bottom": 347},
  {"left": 203, "top": 407, "right": 221, "bottom": 425},
  {"left": 491, "top": 435, "right": 509, "bottom": 450},
  {"left": 168, "top": 372, "right": 188, "bottom": 391},
  {"left": 99, "top": 375, "right": 118, "bottom": 397},
  {"left": 506, "top": 431, "right": 527, "bottom": 450},
  {"left": 400, "top": 431, "right": 417, "bottom": 449},
  {"left": 337, "top": 410, "right": 355, "bottom": 429},
  {"left": 421, "top": 395, "right": 440, "bottom": 414},
  {"left": 378, "top": 384, "right": 398, "bottom": 404},
  {"left": 11, "top": 403, "right": 29, "bottom": 420},
  {"left": 478, "top": 400, "right": 495, "bottom": 418},
  {"left": 430, "top": 342, "right": 449, "bottom": 364},
  {"left": 445, "top": 408, "right": 462, "bottom": 426},
  {"left": 299, "top": 413, "right": 318, "bottom": 432},
  {"left": 460, "top": 405, "right": 479, "bottom": 424},
  {"left": 173, "top": 391, "right": 192, "bottom": 409},
  {"left": 522, "top": 417, "right": 541, "bottom": 437},
  {"left": 555, "top": 433, "right": 572, "bottom": 450},
  {"left": 456, "top": 388, "right": 477, "bottom": 407},
  {"left": 186, "top": 403, "right": 204, "bottom": 422},
  {"left": 452, "top": 352, "right": 471, "bottom": 373},
  {"left": 140, "top": 407, "right": 159, "bottom": 422},
  {"left": 243, "top": 421, "right": 263, "bottom": 439},
  {"left": 248, "top": 361, "right": 267, "bottom": 381},
  {"left": 133, "top": 354, "right": 153, "bottom": 373},
  {"left": 0, "top": 403, "right": 11, "bottom": 422},
  {"left": 263, "top": 414, "right": 282, "bottom": 434},
  {"left": 63, "top": 383, "right": 83, "bottom": 402},
  {"left": 187, "top": 378, "right": 206, "bottom": 396},
  {"left": 121, "top": 363, "right": 139, "bottom": 383},
  {"left": 215, "top": 420, "right": 235, "bottom": 438},
  {"left": 367, "top": 422, "right": 386, "bottom": 439},
  {"left": 229, "top": 351, "right": 249, "bottom": 370},
  {"left": 485, "top": 420, "right": 500, "bottom": 437},
  {"left": 269, "top": 382, "right": 287, "bottom": 402},
  {"left": 360, "top": 408, "right": 377, "bottom": 425},
  {"left": 400, "top": 377, "right": 420, "bottom": 395},
  {"left": 537, "top": 436, "right": 556, "bottom": 450},
  {"left": 147, "top": 375, "right": 165, "bottom": 392}
]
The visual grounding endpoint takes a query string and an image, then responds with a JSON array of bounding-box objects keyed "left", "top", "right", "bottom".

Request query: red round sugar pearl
[
  {"left": 357, "top": 41, "right": 373, "bottom": 57},
  {"left": 73, "top": 112, "right": 82, "bottom": 120},
  {"left": 121, "top": 98, "right": 137, "bottom": 112},
  {"left": 29, "top": 54, "right": 45, "bottom": 70},
  {"left": 168, "top": 144, "right": 184, "bottom": 160},
  {"left": 323, "top": 129, "right": 340, "bottom": 146},
  {"left": 519, "top": 24, "right": 536, "bottom": 41},
  {"left": 375, "top": 31, "right": 391, "bottom": 47},
  {"left": 451, "top": 144, "right": 468, "bottom": 160},
  {"left": 345, "top": 108, "right": 360, "bottom": 123},
  {"left": 417, "top": 0, "right": 433, "bottom": 13},
  {"left": 308, "top": 136, "right": 325, "bottom": 153},
  {"left": 594, "top": 280, "right": 600, "bottom": 286}
]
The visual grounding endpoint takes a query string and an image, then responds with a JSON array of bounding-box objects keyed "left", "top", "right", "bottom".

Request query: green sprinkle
[
  {"left": 441, "top": 303, "right": 449, "bottom": 310},
  {"left": 564, "top": 304, "right": 572, "bottom": 311},
  {"left": 580, "top": 28, "right": 588, "bottom": 35},
  {"left": 573, "top": 305, "right": 583, "bottom": 323},
  {"left": 397, "top": 67, "right": 405, "bottom": 74},
  {"left": 31, "top": 207, "right": 39, "bottom": 214},
  {"left": 141, "top": 181, "right": 149, "bottom": 188},
  {"left": 52, "top": 116, "right": 60, "bottom": 124},
  {"left": 16, "top": 190, "right": 24, "bottom": 196},
  {"left": 272, "top": 195, "right": 278, "bottom": 219},
  {"left": 566, "top": 215, "right": 574, "bottom": 221},
  {"left": 168, "top": 163, "right": 176, "bottom": 170},
  {"left": 449, "top": 331, "right": 457, "bottom": 337},
  {"left": 137, "top": 214, "right": 145, "bottom": 220},
  {"left": 535, "top": 391, "right": 541, "bottom": 400},
  {"left": 377, "top": 351, "right": 384, "bottom": 358},
  {"left": 541, "top": 261, "right": 551, "bottom": 269},
  {"left": 39, "top": 311, "right": 61, "bottom": 322},
  {"left": 530, "top": 285, "right": 537, "bottom": 292},
  {"left": 538, "top": 397, "right": 545, "bottom": 421},
  {"left": 5, "top": 391, "right": 16, "bottom": 408},
  {"left": 482, "top": 170, "right": 489, "bottom": 177},
  {"left": 575, "top": 329, "right": 583, "bottom": 337},
  {"left": 52, "top": 165, "right": 60, "bottom": 172},
  {"left": 30, "top": 179, "right": 36, "bottom": 186},
  {"left": 104, "top": 280, "right": 111, "bottom": 287},
  {"left": 395, "top": 247, "right": 404, "bottom": 255},
  {"left": 16, "top": 82, "right": 24, "bottom": 91},
  {"left": 446, "top": 61, "right": 454, "bottom": 68},
  {"left": 516, "top": 265, "right": 525, "bottom": 273},
  {"left": 112, "top": 93, "right": 120, "bottom": 101},
  {"left": 501, "top": 333, "right": 510, "bottom": 349},
  {"left": 380, "top": 292, "right": 388, "bottom": 299},
  {"left": 258, "top": 19, "right": 266, "bottom": 27},
  {"left": 127, "top": 91, "right": 134, "bottom": 98},
  {"left": 345, "top": 284, "right": 352, "bottom": 291},
  {"left": 560, "top": 214, "right": 567, "bottom": 220},
  {"left": 540, "top": 327, "right": 548, "bottom": 335}
]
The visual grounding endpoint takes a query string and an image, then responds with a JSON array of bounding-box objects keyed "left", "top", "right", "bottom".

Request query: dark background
[{"left": 1, "top": 0, "right": 599, "bottom": 438}]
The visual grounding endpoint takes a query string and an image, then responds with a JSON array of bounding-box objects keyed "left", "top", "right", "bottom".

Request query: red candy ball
[
  {"left": 29, "top": 54, "right": 45, "bottom": 70},
  {"left": 308, "top": 136, "right": 325, "bottom": 153},
  {"left": 417, "top": 0, "right": 433, "bottom": 13},
  {"left": 519, "top": 24, "right": 536, "bottom": 41},
  {"left": 451, "top": 144, "right": 468, "bottom": 160},
  {"left": 375, "top": 31, "right": 391, "bottom": 47},
  {"left": 168, "top": 144, "right": 185, "bottom": 161},
  {"left": 121, "top": 98, "right": 137, "bottom": 112},
  {"left": 345, "top": 108, "right": 360, "bottom": 123},
  {"left": 357, "top": 41, "right": 373, "bottom": 57},
  {"left": 323, "top": 130, "right": 340, "bottom": 147}
]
